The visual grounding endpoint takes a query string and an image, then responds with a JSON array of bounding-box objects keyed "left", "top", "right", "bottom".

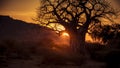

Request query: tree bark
[
  {"left": 65, "top": 20, "right": 91, "bottom": 57},
  {"left": 67, "top": 29, "right": 86, "bottom": 55}
]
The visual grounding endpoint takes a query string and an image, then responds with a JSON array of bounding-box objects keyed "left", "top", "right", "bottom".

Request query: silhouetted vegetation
[
  {"left": 90, "top": 24, "right": 120, "bottom": 44},
  {"left": 36, "top": 0, "right": 119, "bottom": 58},
  {"left": 0, "top": 0, "right": 120, "bottom": 67},
  {"left": 88, "top": 24, "right": 120, "bottom": 68}
]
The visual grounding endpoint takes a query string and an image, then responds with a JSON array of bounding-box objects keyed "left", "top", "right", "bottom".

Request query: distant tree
[
  {"left": 36, "top": 0, "right": 119, "bottom": 55},
  {"left": 90, "top": 24, "right": 120, "bottom": 44}
]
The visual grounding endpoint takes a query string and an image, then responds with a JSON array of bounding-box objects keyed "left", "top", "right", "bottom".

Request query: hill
[{"left": 0, "top": 15, "right": 59, "bottom": 43}]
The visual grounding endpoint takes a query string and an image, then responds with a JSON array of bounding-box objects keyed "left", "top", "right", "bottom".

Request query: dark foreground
[{"left": 0, "top": 41, "right": 120, "bottom": 68}]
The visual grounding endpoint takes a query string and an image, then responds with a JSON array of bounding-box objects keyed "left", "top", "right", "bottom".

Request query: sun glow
[{"left": 62, "top": 32, "right": 69, "bottom": 37}]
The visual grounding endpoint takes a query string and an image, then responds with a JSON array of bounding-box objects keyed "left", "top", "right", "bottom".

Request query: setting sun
[{"left": 62, "top": 32, "right": 69, "bottom": 37}]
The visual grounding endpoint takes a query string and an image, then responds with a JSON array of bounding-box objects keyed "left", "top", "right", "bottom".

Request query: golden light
[
  {"left": 60, "top": 31, "right": 70, "bottom": 44},
  {"left": 62, "top": 32, "right": 69, "bottom": 37}
]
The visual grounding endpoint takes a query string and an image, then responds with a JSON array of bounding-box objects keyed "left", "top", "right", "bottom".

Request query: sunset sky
[
  {"left": 0, "top": 0, "right": 120, "bottom": 41},
  {"left": 0, "top": 0, "right": 39, "bottom": 23},
  {"left": 0, "top": 0, "right": 120, "bottom": 23}
]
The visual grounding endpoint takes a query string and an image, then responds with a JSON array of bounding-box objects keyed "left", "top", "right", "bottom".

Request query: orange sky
[
  {"left": 0, "top": 0, "right": 119, "bottom": 42},
  {"left": 0, "top": 0, "right": 39, "bottom": 23},
  {"left": 0, "top": 0, "right": 120, "bottom": 23}
]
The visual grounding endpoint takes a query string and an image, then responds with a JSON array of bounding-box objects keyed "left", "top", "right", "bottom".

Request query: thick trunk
[
  {"left": 69, "top": 32, "right": 80, "bottom": 52},
  {"left": 65, "top": 19, "right": 91, "bottom": 57},
  {"left": 68, "top": 30, "right": 86, "bottom": 54}
]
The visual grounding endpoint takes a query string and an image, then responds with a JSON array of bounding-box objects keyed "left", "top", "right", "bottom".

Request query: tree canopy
[
  {"left": 37, "top": 0, "right": 118, "bottom": 30},
  {"left": 36, "top": 0, "right": 119, "bottom": 53}
]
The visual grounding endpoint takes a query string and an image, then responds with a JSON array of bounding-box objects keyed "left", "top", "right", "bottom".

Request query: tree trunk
[
  {"left": 65, "top": 20, "right": 91, "bottom": 58},
  {"left": 69, "top": 31, "right": 80, "bottom": 53},
  {"left": 68, "top": 29, "right": 86, "bottom": 54},
  {"left": 68, "top": 29, "right": 90, "bottom": 60}
]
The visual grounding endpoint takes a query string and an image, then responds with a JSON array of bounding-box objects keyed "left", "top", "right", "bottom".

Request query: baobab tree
[{"left": 36, "top": 0, "right": 118, "bottom": 54}]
